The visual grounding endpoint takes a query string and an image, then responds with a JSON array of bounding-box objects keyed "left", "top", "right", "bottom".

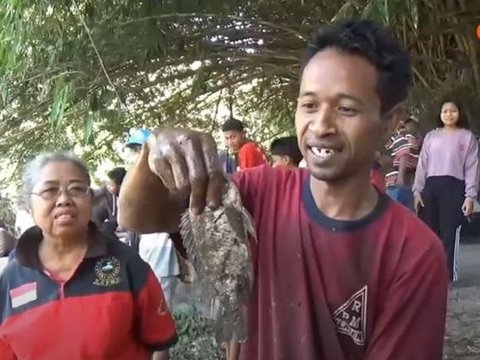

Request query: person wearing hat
[
  {"left": 270, "top": 136, "right": 303, "bottom": 170},
  {"left": 221, "top": 118, "right": 268, "bottom": 171},
  {"left": 124, "top": 128, "right": 153, "bottom": 166}
]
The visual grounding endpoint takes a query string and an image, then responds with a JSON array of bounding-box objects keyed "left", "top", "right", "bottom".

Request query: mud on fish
[{"left": 180, "top": 179, "right": 256, "bottom": 343}]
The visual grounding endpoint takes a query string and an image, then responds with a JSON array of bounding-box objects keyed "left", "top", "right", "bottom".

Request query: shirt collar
[{"left": 15, "top": 222, "right": 108, "bottom": 269}]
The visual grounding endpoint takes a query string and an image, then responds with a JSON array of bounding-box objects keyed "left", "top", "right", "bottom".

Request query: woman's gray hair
[{"left": 23, "top": 152, "right": 91, "bottom": 202}]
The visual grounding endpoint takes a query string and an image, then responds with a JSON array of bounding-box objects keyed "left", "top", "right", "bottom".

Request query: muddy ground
[
  {"left": 445, "top": 243, "right": 480, "bottom": 359},
  {"left": 446, "top": 287, "right": 480, "bottom": 359}
]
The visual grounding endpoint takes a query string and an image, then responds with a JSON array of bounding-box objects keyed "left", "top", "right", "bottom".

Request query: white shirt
[
  {"left": 15, "top": 210, "right": 35, "bottom": 236},
  {"left": 0, "top": 257, "right": 8, "bottom": 274},
  {"left": 139, "top": 233, "right": 180, "bottom": 279}
]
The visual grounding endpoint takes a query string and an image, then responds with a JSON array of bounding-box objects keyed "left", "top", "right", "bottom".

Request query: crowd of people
[
  {"left": 0, "top": 18, "right": 477, "bottom": 360},
  {"left": 117, "top": 20, "right": 449, "bottom": 360},
  {"left": 374, "top": 99, "right": 480, "bottom": 282}
]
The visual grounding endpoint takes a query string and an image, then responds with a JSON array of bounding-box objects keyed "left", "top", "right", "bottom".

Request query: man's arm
[
  {"left": 118, "top": 144, "right": 184, "bottom": 234},
  {"left": 396, "top": 154, "right": 408, "bottom": 186},
  {"left": 463, "top": 133, "right": 479, "bottom": 200},
  {"left": 412, "top": 132, "right": 431, "bottom": 196},
  {"left": 118, "top": 128, "right": 256, "bottom": 235},
  {"left": 365, "top": 235, "right": 448, "bottom": 360}
]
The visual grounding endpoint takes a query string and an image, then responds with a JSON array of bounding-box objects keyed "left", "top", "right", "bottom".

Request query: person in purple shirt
[{"left": 413, "top": 99, "right": 479, "bottom": 281}]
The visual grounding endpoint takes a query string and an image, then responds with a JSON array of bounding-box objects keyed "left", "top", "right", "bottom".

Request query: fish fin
[
  {"left": 241, "top": 207, "right": 257, "bottom": 242},
  {"left": 214, "top": 305, "right": 248, "bottom": 343},
  {"left": 179, "top": 210, "right": 202, "bottom": 275}
]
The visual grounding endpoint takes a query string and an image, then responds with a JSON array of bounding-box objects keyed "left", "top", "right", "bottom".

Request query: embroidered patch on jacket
[
  {"left": 93, "top": 256, "right": 121, "bottom": 287},
  {"left": 332, "top": 285, "right": 368, "bottom": 346}
]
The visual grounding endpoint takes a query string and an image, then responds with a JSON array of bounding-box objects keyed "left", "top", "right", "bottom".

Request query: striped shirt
[{"left": 385, "top": 133, "right": 420, "bottom": 187}]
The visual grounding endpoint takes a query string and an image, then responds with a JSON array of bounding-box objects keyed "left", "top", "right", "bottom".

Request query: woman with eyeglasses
[{"left": 0, "top": 152, "right": 177, "bottom": 360}]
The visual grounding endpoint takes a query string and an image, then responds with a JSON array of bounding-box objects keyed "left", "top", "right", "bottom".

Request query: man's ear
[
  {"left": 284, "top": 155, "right": 292, "bottom": 166},
  {"left": 381, "top": 104, "right": 406, "bottom": 143}
]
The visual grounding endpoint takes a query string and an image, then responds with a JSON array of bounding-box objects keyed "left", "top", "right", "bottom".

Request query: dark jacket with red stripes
[{"left": 0, "top": 224, "right": 177, "bottom": 360}]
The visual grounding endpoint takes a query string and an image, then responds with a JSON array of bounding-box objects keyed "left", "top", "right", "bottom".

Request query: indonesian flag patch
[{"left": 10, "top": 282, "right": 37, "bottom": 308}]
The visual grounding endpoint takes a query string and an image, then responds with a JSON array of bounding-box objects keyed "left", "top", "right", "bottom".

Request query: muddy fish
[{"left": 180, "top": 179, "right": 256, "bottom": 343}]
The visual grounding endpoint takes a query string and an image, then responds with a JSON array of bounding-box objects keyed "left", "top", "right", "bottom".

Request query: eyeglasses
[{"left": 31, "top": 183, "right": 91, "bottom": 201}]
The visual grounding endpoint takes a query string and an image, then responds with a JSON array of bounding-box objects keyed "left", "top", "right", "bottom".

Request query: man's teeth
[{"left": 311, "top": 147, "right": 336, "bottom": 158}]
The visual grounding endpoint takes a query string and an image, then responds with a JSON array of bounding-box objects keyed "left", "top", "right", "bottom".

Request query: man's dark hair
[
  {"left": 222, "top": 118, "right": 245, "bottom": 132},
  {"left": 404, "top": 116, "right": 418, "bottom": 125},
  {"left": 107, "top": 167, "right": 127, "bottom": 186},
  {"left": 436, "top": 99, "right": 470, "bottom": 129},
  {"left": 270, "top": 136, "right": 303, "bottom": 165},
  {"left": 301, "top": 20, "right": 412, "bottom": 115},
  {"left": 125, "top": 143, "right": 142, "bottom": 151}
]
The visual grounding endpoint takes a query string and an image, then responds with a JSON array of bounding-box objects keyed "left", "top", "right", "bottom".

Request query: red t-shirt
[
  {"left": 233, "top": 166, "right": 448, "bottom": 360},
  {"left": 370, "top": 165, "right": 386, "bottom": 193},
  {"left": 238, "top": 142, "right": 268, "bottom": 170}
]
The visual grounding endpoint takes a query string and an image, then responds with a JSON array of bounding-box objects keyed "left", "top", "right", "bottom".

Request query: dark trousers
[{"left": 420, "top": 176, "right": 465, "bottom": 281}]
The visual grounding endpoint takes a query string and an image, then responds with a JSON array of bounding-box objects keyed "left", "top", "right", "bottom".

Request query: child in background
[{"left": 270, "top": 136, "right": 303, "bottom": 170}]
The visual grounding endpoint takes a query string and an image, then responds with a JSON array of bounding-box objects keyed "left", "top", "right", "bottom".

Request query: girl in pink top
[{"left": 413, "top": 99, "right": 479, "bottom": 281}]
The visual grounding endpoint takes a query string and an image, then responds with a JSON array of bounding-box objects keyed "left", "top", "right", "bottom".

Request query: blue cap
[{"left": 125, "top": 128, "right": 152, "bottom": 147}]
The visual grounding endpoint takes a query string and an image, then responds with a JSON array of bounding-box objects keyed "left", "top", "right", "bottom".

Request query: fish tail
[{"left": 214, "top": 306, "right": 248, "bottom": 343}]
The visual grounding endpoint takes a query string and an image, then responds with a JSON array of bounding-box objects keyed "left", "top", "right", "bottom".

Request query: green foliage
[
  {"left": 0, "top": 195, "right": 16, "bottom": 233},
  {"left": 172, "top": 309, "right": 225, "bottom": 360},
  {"left": 0, "top": 0, "right": 479, "bottom": 179}
]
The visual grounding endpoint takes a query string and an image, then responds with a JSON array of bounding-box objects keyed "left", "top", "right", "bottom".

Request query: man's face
[
  {"left": 106, "top": 179, "right": 120, "bottom": 196},
  {"left": 295, "top": 48, "right": 394, "bottom": 182},
  {"left": 223, "top": 130, "right": 245, "bottom": 153}
]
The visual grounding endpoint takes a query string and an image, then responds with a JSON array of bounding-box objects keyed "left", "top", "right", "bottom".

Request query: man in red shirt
[
  {"left": 119, "top": 20, "right": 449, "bottom": 360},
  {"left": 222, "top": 118, "right": 268, "bottom": 170}
]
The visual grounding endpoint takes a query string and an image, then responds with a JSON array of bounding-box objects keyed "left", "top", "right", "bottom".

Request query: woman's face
[
  {"left": 440, "top": 102, "right": 460, "bottom": 128},
  {"left": 30, "top": 161, "right": 92, "bottom": 239}
]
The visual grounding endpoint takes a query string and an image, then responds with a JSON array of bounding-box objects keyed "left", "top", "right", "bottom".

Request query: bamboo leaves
[
  {"left": 0, "top": 0, "right": 479, "bottom": 175},
  {"left": 49, "top": 79, "right": 71, "bottom": 129}
]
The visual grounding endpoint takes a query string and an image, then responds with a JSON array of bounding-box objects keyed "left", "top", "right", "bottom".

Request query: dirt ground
[
  {"left": 445, "top": 287, "right": 480, "bottom": 359},
  {"left": 443, "top": 242, "right": 480, "bottom": 359}
]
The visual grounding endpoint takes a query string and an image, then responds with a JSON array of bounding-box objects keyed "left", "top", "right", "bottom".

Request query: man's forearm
[
  {"left": 118, "top": 144, "right": 185, "bottom": 233},
  {"left": 396, "top": 156, "right": 408, "bottom": 185}
]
